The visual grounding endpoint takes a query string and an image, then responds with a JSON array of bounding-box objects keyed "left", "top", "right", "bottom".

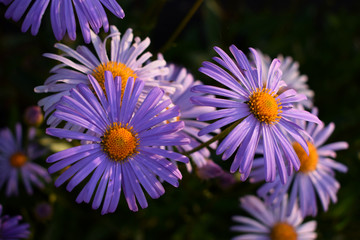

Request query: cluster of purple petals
[
  {"left": 0, "top": 204, "right": 30, "bottom": 240},
  {"left": 155, "top": 59, "right": 219, "bottom": 171},
  {"left": 251, "top": 108, "right": 348, "bottom": 217},
  {"left": 1, "top": 0, "right": 125, "bottom": 43},
  {"left": 46, "top": 72, "right": 189, "bottom": 214},
  {"left": 191, "top": 46, "right": 321, "bottom": 183}
]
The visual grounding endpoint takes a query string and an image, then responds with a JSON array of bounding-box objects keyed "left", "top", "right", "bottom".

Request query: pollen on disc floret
[
  {"left": 270, "top": 222, "right": 297, "bottom": 240},
  {"left": 248, "top": 88, "right": 282, "bottom": 124},
  {"left": 101, "top": 123, "right": 139, "bottom": 162},
  {"left": 92, "top": 61, "right": 138, "bottom": 95}
]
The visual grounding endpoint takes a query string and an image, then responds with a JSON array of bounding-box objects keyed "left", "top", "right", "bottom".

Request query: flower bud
[{"left": 24, "top": 106, "right": 43, "bottom": 127}]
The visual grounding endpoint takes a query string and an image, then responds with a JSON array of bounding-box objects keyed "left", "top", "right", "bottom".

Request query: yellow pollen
[
  {"left": 10, "top": 152, "right": 28, "bottom": 168},
  {"left": 92, "top": 61, "right": 138, "bottom": 96},
  {"left": 270, "top": 222, "right": 297, "bottom": 240},
  {"left": 248, "top": 88, "right": 282, "bottom": 124},
  {"left": 101, "top": 123, "right": 138, "bottom": 162},
  {"left": 293, "top": 141, "right": 318, "bottom": 173}
]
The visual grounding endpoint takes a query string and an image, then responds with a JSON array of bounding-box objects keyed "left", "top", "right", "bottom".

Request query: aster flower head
[
  {"left": 1, "top": 0, "right": 125, "bottom": 43},
  {"left": 155, "top": 58, "right": 218, "bottom": 171},
  {"left": 191, "top": 46, "right": 321, "bottom": 183},
  {"left": 231, "top": 195, "right": 317, "bottom": 240},
  {"left": 256, "top": 50, "right": 314, "bottom": 108},
  {"left": 0, "top": 204, "right": 30, "bottom": 240},
  {"left": 0, "top": 124, "right": 51, "bottom": 197},
  {"left": 35, "top": 26, "right": 171, "bottom": 130},
  {"left": 252, "top": 107, "right": 348, "bottom": 217},
  {"left": 46, "top": 71, "right": 189, "bottom": 214}
]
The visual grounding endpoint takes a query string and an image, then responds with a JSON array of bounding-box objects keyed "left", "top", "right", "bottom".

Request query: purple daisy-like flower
[
  {"left": 46, "top": 71, "right": 189, "bottom": 214},
  {"left": 256, "top": 50, "right": 314, "bottom": 108},
  {"left": 35, "top": 26, "right": 171, "bottom": 131},
  {"left": 0, "top": 124, "right": 51, "bottom": 197},
  {"left": 0, "top": 204, "right": 30, "bottom": 240},
  {"left": 191, "top": 46, "right": 321, "bottom": 183},
  {"left": 1, "top": 0, "right": 125, "bottom": 43},
  {"left": 251, "top": 107, "right": 348, "bottom": 217},
  {"left": 231, "top": 195, "right": 317, "bottom": 240},
  {"left": 156, "top": 58, "right": 218, "bottom": 171}
]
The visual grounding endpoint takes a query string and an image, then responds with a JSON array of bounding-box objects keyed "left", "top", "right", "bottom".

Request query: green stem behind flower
[
  {"left": 160, "top": 0, "right": 204, "bottom": 53},
  {"left": 184, "top": 119, "right": 242, "bottom": 156}
]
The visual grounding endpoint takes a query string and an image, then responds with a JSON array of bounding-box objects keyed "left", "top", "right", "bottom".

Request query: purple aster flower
[
  {"left": 0, "top": 124, "right": 51, "bottom": 196},
  {"left": 191, "top": 46, "right": 321, "bottom": 183},
  {"left": 231, "top": 195, "right": 317, "bottom": 240},
  {"left": 0, "top": 204, "right": 30, "bottom": 240},
  {"left": 1, "top": 0, "right": 125, "bottom": 43},
  {"left": 35, "top": 26, "right": 171, "bottom": 132},
  {"left": 46, "top": 71, "right": 189, "bottom": 214},
  {"left": 256, "top": 50, "right": 314, "bottom": 108},
  {"left": 155, "top": 57, "right": 218, "bottom": 171},
  {"left": 251, "top": 107, "right": 348, "bottom": 217}
]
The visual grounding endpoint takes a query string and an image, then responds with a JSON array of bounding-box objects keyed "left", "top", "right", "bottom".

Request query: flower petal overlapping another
[
  {"left": 0, "top": 0, "right": 125, "bottom": 43},
  {"left": 46, "top": 71, "right": 189, "bottom": 214},
  {"left": 191, "top": 46, "right": 321, "bottom": 183}
]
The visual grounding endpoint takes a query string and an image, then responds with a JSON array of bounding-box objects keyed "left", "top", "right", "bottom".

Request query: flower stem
[
  {"left": 184, "top": 119, "right": 242, "bottom": 156},
  {"left": 160, "top": 0, "right": 204, "bottom": 53}
]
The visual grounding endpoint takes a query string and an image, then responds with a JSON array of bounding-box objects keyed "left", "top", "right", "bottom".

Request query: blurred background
[{"left": 0, "top": 0, "right": 359, "bottom": 239}]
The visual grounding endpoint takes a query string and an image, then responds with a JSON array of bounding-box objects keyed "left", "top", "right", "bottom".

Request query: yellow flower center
[
  {"left": 248, "top": 88, "right": 282, "bottom": 124},
  {"left": 92, "top": 61, "right": 138, "bottom": 96},
  {"left": 101, "top": 123, "right": 138, "bottom": 162},
  {"left": 293, "top": 141, "right": 318, "bottom": 173},
  {"left": 10, "top": 152, "right": 28, "bottom": 168},
  {"left": 270, "top": 222, "right": 297, "bottom": 240}
]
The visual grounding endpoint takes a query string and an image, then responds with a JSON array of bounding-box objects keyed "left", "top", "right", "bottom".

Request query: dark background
[{"left": 0, "top": 0, "right": 359, "bottom": 239}]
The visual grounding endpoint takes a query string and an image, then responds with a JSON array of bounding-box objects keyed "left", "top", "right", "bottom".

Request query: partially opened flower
[
  {"left": 46, "top": 71, "right": 189, "bottom": 214},
  {"left": 191, "top": 46, "right": 321, "bottom": 183},
  {"left": 156, "top": 59, "right": 218, "bottom": 171},
  {"left": 0, "top": 124, "right": 51, "bottom": 196},
  {"left": 196, "top": 159, "right": 224, "bottom": 180},
  {"left": 1, "top": 0, "right": 125, "bottom": 43},
  {"left": 231, "top": 195, "right": 317, "bottom": 240},
  {"left": 35, "top": 27, "right": 171, "bottom": 130},
  {"left": 251, "top": 108, "right": 348, "bottom": 217},
  {"left": 0, "top": 204, "right": 30, "bottom": 240},
  {"left": 256, "top": 50, "right": 314, "bottom": 108}
]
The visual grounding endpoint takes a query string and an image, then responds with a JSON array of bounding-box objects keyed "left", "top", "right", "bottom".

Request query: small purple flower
[
  {"left": 35, "top": 27, "right": 171, "bottom": 131},
  {"left": 191, "top": 46, "right": 321, "bottom": 183},
  {"left": 231, "top": 195, "right": 317, "bottom": 240},
  {"left": 0, "top": 124, "right": 51, "bottom": 196},
  {"left": 155, "top": 58, "right": 218, "bottom": 171},
  {"left": 1, "top": 0, "right": 125, "bottom": 43},
  {"left": 0, "top": 204, "right": 30, "bottom": 240},
  {"left": 256, "top": 50, "right": 314, "bottom": 108},
  {"left": 46, "top": 71, "right": 189, "bottom": 214},
  {"left": 252, "top": 108, "right": 348, "bottom": 217}
]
